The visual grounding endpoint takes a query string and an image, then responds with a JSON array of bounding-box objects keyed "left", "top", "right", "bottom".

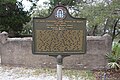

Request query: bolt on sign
[{"left": 32, "top": 5, "right": 86, "bottom": 55}]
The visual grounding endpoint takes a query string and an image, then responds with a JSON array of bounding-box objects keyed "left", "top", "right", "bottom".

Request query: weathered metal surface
[{"left": 32, "top": 5, "right": 86, "bottom": 55}]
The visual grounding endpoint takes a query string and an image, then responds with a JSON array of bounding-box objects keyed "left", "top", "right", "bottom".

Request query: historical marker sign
[{"left": 32, "top": 5, "right": 86, "bottom": 55}]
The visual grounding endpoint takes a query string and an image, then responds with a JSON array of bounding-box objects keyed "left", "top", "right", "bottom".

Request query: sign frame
[{"left": 32, "top": 5, "right": 86, "bottom": 55}]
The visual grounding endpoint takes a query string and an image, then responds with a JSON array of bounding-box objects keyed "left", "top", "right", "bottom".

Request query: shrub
[{"left": 106, "top": 43, "right": 120, "bottom": 70}]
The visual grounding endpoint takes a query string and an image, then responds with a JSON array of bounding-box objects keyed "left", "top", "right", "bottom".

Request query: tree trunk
[
  {"left": 103, "top": 18, "right": 109, "bottom": 34},
  {"left": 112, "top": 19, "right": 119, "bottom": 41},
  {"left": 92, "top": 25, "right": 98, "bottom": 36}
]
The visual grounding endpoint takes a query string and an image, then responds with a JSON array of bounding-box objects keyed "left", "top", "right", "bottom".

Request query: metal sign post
[
  {"left": 57, "top": 64, "right": 62, "bottom": 80},
  {"left": 55, "top": 55, "right": 69, "bottom": 80},
  {"left": 32, "top": 4, "right": 86, "bottom": 80},
  {"left": 57, "top": 55, "right": 63, "bottom": 80},
  {"left": 51, "top": 55, "right": 69, "bottom": 80}
]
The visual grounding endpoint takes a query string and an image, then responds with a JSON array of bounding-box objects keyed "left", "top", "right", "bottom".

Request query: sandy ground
[{"left": 0, "top": 65, "right": 86, "bottom": 80}]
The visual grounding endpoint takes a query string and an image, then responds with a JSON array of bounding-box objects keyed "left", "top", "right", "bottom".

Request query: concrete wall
[{"left": 0, "top": 32, "right": 112, "bottom": 70}]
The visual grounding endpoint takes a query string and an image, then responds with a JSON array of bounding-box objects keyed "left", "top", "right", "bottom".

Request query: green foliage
[
  {"left": 0, "top": 0, "right": 16, "bottom": 3},
  {"left": 107, "top": 62, "right": 120, "bottom": 69},
  {"left": 75, "top": 0, "right": 120, "bottom": 37},
  {"left": 49, "top": 0, "right": 76, "bottom": 6},
  {"left": 106, "top": 43, "right": 120, "bottom": 69},
  {"left": 0, "top": 0, "right": 30, "bottom": 36},
  {"left": 32, "top": 8, "right": 49, "bottom": 18},
  {"left": 21, "top": 23, "right": 32, "bottom": 35},
  {"left": 80, "top": 3, "right": 106, "bottom": 26}
]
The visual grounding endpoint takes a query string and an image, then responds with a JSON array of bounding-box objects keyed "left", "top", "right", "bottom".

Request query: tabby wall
[{"left": 0, "top": 32, "right": 112, "bottom": 69}]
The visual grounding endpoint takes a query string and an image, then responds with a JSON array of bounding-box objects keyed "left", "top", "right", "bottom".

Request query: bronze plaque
[{"left": 32, "top": 6, "right": 86, "bottom": 55}]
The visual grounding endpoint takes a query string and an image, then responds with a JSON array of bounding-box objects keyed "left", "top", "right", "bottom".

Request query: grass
[
  {"left": 32, "top": 68, "right": 96, "bottom": 80},
  {"left": 1, "top": 65, "right": 96, "bottom": 79},
  {"left": 63, "top": 69, "right": 95, "bottom": 80},
  {"left": 32, "top": 68, "right": 56, "bottom": 76}
]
